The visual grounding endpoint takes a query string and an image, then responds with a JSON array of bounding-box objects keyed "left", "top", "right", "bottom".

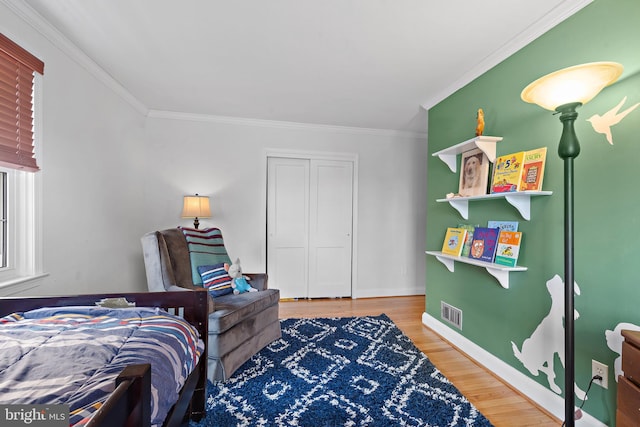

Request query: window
[
  {"left": 0, "top": 34, "right": 44, "bottom": 289},
  {"left": 0, "top": 171, "right": 6, "bottom": 268}
]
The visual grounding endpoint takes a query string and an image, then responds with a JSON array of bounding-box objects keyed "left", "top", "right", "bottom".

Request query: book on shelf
[
  {"left": 468, "top": 227, "right": 499, "bottom": 263},
  {"left": 457, "top": 223, "right": 478, "bottom": 257},
  {"left": 458, "top": 148, "right": 490, "bottom": 197},
  {"left": 490, "top": 151, "right": 525, "bottom": 193},
  {"left": 494, "top": 231, "right": 523, "bottom": 267},
  {"left": 441, "top": 227, "right": 468, "bottom": 257},
  {"left": 520, "top": 147, "right": 547, "bottom": 191},
  {"left": 487, "top": 220, "right": 519, "bottom": 232}
]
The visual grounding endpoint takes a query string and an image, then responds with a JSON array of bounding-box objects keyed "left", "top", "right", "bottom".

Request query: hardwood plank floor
[{"left": 279, "top": 295, "right": 560, "bottom": 426}]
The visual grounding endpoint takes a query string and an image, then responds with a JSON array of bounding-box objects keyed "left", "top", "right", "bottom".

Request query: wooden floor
[{"left": 279, "top": 295, "right": 560, "bottom": 427}]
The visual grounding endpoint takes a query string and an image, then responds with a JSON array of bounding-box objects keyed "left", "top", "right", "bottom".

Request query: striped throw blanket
[{"left": 179, "top": 226, "right": 231, "bottom": 285}]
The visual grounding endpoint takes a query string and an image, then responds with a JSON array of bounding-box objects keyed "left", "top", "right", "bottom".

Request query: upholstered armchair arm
[
  {"left": 170, "top": 283, "right": 201, "bottom": 291},
  {"left": 245, "top": 273, "right": 268, "bottom": 291},
  {"left": 167, "top": 284, "right": 215, "bottom": 314},
  {"left": 167, "top": 285, "right": 194, "bottom": 292}
]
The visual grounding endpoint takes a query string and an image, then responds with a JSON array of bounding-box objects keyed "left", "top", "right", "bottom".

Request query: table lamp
[{"left": 181, "top": 194, "right": 211, "bottom": 229}]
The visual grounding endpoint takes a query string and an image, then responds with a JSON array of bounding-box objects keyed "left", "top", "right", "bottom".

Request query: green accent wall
[{"left": 426, "top": 0, "right": 640, "bottom": 424}]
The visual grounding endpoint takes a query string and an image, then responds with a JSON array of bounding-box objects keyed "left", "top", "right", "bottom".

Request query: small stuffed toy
[
  {"left": 224, "top": 258, "right": 257, "bottom": 295},
  {"left": 475, "top": 108, "right": 485, "bottom": 137}
]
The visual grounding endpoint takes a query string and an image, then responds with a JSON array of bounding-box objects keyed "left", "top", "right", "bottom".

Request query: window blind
[{"left": 0, "top": 34, "right": 44, "bottom": 172}]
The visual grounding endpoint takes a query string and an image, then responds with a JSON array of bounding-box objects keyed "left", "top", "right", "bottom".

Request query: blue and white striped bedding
[{"left": 0, "top": 306, "right": 205, "bottom": 426}]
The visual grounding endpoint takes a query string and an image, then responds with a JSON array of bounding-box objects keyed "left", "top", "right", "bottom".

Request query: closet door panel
[
  {"left": 308, "top": 160, "right": 353, "bottom": 298},
  {"left": 267, "top": 157, "right": 309, "bottom": 299}
]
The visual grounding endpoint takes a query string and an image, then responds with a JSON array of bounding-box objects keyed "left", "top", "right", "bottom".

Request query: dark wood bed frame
[{"left": 0, "top": 290, "right": 209, "bottom": 427}]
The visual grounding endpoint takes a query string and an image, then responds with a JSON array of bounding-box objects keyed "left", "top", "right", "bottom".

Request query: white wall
[
  {"left": 143, "top": 117, "right": 428, "bottom": 297},
  {"left": 0, "top": 1, "right": 148, "bottom": 296},
  {"left": 2, "top": 1, "right": 428, "bottom": 298}
]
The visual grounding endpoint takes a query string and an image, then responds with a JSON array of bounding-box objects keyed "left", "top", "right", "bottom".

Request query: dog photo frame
[{"left": 458, "top": 147, "right": 490, "bottom": 197}]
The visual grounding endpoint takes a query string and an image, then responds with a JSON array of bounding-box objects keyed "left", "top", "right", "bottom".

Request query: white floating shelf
[
  {"left": 436, "top": 191, "right": 552, "bottom": 220},
  {"left": 425, "top": 251, "right": 527, "bottom": 289},
  {"left": 432, "top": 135, "right": 503, "bottom": 172}
]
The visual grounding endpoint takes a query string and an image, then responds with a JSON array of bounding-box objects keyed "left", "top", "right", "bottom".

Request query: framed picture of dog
[{"left": 458, "top": 147, "right": 490, "bottom": 197}]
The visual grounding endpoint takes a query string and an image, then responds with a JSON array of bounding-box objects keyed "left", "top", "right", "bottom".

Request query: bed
[{"left": 0, "top": 290, "right": 209, "bottom": 427}]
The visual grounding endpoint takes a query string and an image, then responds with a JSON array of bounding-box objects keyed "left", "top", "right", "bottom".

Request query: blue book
[
  {"left": 468, "top": 227, "right": 500, "bottom": 263},
  {"left": 487, "top": 220, "right": 519, "bottom": 232}
]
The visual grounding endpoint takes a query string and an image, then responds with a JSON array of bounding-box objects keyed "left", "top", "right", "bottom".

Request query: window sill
[{"left": 0, "top": 273, "right": 49, "bottom": 296}]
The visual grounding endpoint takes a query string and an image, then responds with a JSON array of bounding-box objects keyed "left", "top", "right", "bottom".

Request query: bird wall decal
[{"left": 587, "top": 96, "right": 639, "bottom": 145}]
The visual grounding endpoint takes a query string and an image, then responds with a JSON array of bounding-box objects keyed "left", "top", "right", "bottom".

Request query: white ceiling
[{"left": 19, "top": 0, "right": 590, "bottom": 134}]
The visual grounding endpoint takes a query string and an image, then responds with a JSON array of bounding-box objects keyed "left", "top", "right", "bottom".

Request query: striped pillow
[
  {"left": 197, "top": 263, "right": 233, "bottom": 297},
  {"left": 179, "top": 227, "right": 232, "bottom": 285}
]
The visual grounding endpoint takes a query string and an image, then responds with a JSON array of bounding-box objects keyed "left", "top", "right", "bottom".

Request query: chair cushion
[
  {"left": 179, "top": 227, "right": 232, "bottom": 285},
  {"left": 208, "top": 289, "right": 280, "bottom": 334}
]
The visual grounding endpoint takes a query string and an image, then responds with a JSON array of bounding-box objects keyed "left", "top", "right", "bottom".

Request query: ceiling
[{"left": 19, "top": 0, "right": 589, "bottom": 134}]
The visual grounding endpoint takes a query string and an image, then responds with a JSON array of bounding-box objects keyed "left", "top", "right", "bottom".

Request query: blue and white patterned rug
[{"left": 191, "top": 314, "right": 493, "bottom": 426}]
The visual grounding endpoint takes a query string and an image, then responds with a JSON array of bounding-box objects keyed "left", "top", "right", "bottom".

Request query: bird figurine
[
  {"left": 587, "top": 96, "right": 639, "bottom": 145},
  {"left": 475, "top": 108, "right": 485, "bottom": 136}
]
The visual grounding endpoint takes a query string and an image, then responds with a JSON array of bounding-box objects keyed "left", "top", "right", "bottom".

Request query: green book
[{"left": 457, "top": 224, "right": 479, "bottom": 257}]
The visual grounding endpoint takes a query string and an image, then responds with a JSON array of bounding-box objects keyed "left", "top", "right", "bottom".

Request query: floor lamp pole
[
  {"left": 521, "top": 61, "right": 624, "bottom": 427},
  {"left": 557, "top": 102, "right": 581, "bottom": 427}
]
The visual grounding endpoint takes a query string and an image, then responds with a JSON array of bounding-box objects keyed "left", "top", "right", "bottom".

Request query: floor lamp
[{"left": 521, "top": 62, "right": 623, "bottom": 426}]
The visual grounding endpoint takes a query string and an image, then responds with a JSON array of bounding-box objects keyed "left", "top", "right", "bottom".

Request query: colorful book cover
[
  {"left": 441, "top": 227, "right": 468, "bottom": 257},
  {"left": 487, "top": 220, "right": 519, "bottom": 232},
  {"left": 520, "top": 147, "right": 547, "bottom": 191},
  {"left": 457, "top": 223, "right": 479, "bottom": 257},
  {"left": 494, "top": 231, "right": 523, "bottom": 267},
  {"left": 490, "top": 151, "right": 525, "bottom": 193},
  {"left": 468, "top": 227, "right": 499, "bottom": 263}
]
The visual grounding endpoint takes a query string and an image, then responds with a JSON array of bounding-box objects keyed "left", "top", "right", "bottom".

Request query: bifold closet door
[
  {"left": 307, "top": 160, "right": 353, "bottom": 298},
  {"left": 267, "top": 157, "right": 353, "bottom": 299},
  {"left": 267, "top": 157, "right": 310, "bottom": 299}
]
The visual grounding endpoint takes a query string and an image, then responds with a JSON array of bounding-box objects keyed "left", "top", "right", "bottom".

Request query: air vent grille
[{"left": 441, "top": 301, "right": 462, "bottom": 329}]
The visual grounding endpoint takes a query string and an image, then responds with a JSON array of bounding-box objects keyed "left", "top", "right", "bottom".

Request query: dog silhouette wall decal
[
  {"left": 512, "top": 274, "right": 586, "bottom": 400},
  {"left": 605, "top": 322, "right": 640, "bottom": 382}
]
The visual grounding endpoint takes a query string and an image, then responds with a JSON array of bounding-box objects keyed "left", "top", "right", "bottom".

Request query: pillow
[
  {"left": 179, "top": 226, "right": 232, "bottom": 285},
  {"left": 197, "top": 263, "right": 233, "bottom": 297}
]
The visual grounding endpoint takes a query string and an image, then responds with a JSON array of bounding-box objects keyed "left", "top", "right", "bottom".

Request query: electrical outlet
[{"left": 591, "top": 360, "right": 608, "bottom": 389}]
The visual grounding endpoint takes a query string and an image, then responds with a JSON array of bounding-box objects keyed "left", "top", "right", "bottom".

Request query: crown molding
[
  {"left": 2, "top": 0, "right": 148, "bottom": 115},
  {"left": 147, "top": 110, "right": 428, "bottom": 140},
  {"left": 420, "top": 0, "right": 594, "bottom": 111}
]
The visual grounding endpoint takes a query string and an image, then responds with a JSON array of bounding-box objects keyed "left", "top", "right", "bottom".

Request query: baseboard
[
  {"left": 422, "top": 312, "right": 607, "bottom": 427},
  {"left": 353, "top": 287, "right": 425, "bottom": 299}
]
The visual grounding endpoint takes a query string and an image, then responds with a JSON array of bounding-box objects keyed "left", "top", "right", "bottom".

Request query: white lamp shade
[
  {"left": 181, "top": 195, "right": 211, "bottom": 218},
  {"left": 521, "top": 62, "right": 623, "bottom": 111}
]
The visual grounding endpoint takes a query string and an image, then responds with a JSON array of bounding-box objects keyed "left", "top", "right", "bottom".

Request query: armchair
[{"left": 141, "top": 227, "right": 281, "bottom": 382}]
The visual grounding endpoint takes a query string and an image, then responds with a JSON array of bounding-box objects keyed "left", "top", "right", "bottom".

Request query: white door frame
[{"left": 261, "top": 148, "right": 359, "bottom": 298}]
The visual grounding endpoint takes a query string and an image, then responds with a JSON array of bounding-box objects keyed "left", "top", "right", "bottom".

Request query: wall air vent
[{"left": 441, "top": 301, "right": 462, "bottom": 329}]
